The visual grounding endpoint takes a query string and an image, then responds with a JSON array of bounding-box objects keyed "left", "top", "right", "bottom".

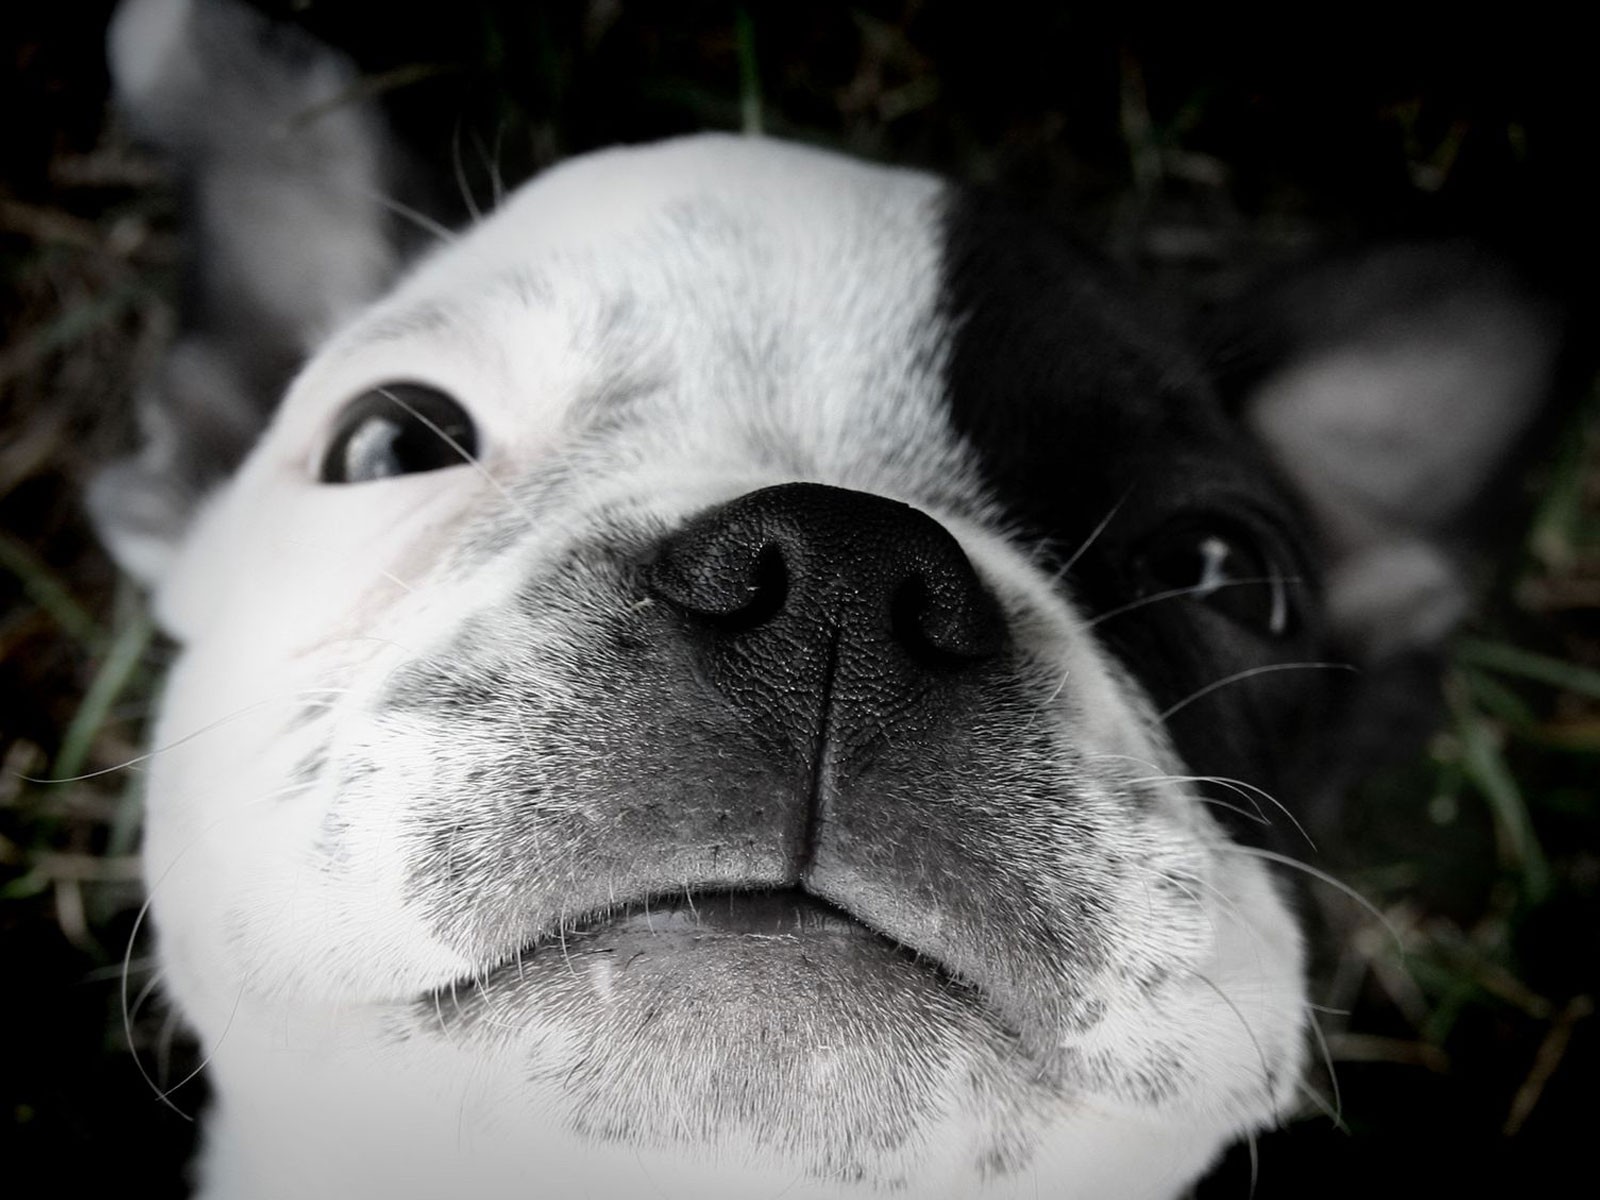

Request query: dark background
[{"left": 3, "top": 3, "right": 1596, "bottom": 1196}]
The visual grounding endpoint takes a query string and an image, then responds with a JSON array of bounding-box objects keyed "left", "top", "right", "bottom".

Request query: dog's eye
[
  {"left": 319, "top": 383, "right": 478, "bottom": 484},
  {"left": 1133, "top": 522, "right": 1293, "bottom": 636}
]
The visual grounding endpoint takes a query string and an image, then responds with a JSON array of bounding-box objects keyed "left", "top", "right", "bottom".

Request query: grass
[{"left": 1300, "top": 390, "right": 1599, "bottom": 1185}]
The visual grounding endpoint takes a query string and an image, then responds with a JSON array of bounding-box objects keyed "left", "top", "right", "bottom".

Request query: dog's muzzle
[
  {"left": 413, "top": 481, "right": 1113, "bottom": 1050},
  {"left": 588, "top": 481, "right": 1008, "bottom": 939}
]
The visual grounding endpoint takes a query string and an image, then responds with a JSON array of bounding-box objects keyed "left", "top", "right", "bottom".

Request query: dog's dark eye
[
  {"left": 1133, "top": 522, "right": 1293, "bottom": 636},
  {"left": 319, "top": 383, "right": 478, "bottom": 484}
]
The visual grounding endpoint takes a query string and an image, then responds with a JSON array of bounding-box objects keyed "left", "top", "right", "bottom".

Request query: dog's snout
[
  {"left": 624, "top": 483, "right": 1009, "bottom": 900},
  {"left": 644, "top": 483, "right": 1003, "bottom": 665}
]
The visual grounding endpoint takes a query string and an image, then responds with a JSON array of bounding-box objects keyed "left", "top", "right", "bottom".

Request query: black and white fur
[{"left": 98, "top": 2, "right": 1564, "bottom": 1197}]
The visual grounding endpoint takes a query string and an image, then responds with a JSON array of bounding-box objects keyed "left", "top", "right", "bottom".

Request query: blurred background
[{"left": 3, "top": 3, "right": 1596, "bottom": 1195}]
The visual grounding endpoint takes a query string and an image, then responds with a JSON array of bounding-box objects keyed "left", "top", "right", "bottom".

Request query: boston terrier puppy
[{"left": 96, "top": 2, "right": 1565, "bottom": 1196}]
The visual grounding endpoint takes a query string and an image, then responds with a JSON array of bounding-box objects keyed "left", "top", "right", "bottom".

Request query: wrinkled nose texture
[{"left": 643, "top": 482, "right": 1005, "bottom": 780}]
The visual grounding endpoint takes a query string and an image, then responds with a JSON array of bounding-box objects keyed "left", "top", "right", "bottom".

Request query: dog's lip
[
  {"left": 567, "top": 887, "right": 876, "bottom": 939},
  {"left": 434, "top": 886, "right": 920, "bottom": 1002}
]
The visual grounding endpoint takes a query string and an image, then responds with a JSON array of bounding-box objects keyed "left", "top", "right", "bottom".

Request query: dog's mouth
[
  {"left": 424, "top": 885, "right": 957, "bottom": 1019},
  {"left": 566, "top": 886, "right": 879, "bottom": 939}
]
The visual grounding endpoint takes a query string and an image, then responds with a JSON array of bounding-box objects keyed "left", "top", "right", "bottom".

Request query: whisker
[
  {"left": 358, "top": 186, "right": 457, "bottom": 246},
  {"left": 1190, "top": 794, "right": 1271, "bottom": 828},
  {"left": 1086, "top": 576, "right": 1302, "bottom": 630},
  {"left": 1159, "top": 662, "right": 1356, "bottom": 722},
  {"left": 376, "top": 567, "right": 415, "bottom": 594},
  {"left": 121, "top": 777, "right": 323, "bottom": 1115},
  {"left": 374, "top": 386, "right": 539, "bottom": 535},
  {"left": 1192, "top": 971, "right": 1275, "bottom": 1122},
  {"left": 1124, "top": 770, "right": 1269, "bottom": 821},
  {"left": 277, "top": 81, "right": 460, "bottom": 248},
  {"left": 1053, "top": 489, "right": 1130, "bottom": 584},
  {"left": 1304, "top": 1003, "right": 1344, "bottom": 1125},
  {"left": 1087, "top": 751, "right": 1315, "bottom": 852},
  {"left": 1152, "top": 863, "right": 1270, "bottom": 973},
  {"left": 1123, "top": 771, "right": 1316, "bottom": 851},
  {"left": 1294, "top": 1076, "right": 1349, "bottom": 1132},
  {"left": 121, "top": 874, "right": 190, "bottom": 1118},
  {"left": 451, "top": 116, "right": 483, "bottom": 225},
  {"left": 155, "top": 980, "right": 246, "bottom": 1106},
  {"left": 471, "top": 121, "right": 508, "bottom": 212},
  {"left": 18, "top": 689, "right": 351, "bottom": 785},
  {"left": 1221, "top": 845, "right": 1401, "bottom": 949},
  {"left": 127, "top": 969, "right": 165, "bottom": 1028},
  {"left": 1137, "top": 867, "right": 1231, "bottom": 960},
  {"left": 156, "top": 1005, "right": 186, "bottom": 1089}
]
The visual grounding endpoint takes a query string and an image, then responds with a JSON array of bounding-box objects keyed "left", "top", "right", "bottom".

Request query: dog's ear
[
  {"left": 1228, "top": 245, "right": 1569, "bottom": 662},
  {"left": 93, "top": 0, "right": 410, "bottom": 584}
]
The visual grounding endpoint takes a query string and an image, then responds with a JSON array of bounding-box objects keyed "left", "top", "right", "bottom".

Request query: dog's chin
[{"left": 414, "top": 888, "right": 1053, "bottom": 1174}]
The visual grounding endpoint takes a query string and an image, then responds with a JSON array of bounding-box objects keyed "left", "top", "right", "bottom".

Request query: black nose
[{"left": 644, "top": 483, "right": 1003, "bottom": 666}]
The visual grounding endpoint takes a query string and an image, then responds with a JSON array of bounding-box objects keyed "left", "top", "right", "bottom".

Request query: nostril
[
  {"left": 890, "top": 572, "right": 1004, "bottom": 665},
  {"left": 645, "top": 539, "right": 790, "bottom": 633},
  {"left": 716, "top": 544, "right": 788, "bottom": 632}
]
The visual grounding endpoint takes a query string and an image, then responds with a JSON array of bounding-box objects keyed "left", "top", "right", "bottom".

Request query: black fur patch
[{"left": 938, "top": 186, "right": 1332, "bottom": 844}]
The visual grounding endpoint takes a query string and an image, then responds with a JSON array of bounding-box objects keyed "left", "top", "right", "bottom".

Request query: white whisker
[
  {"left": 121, "top": 776, "right": 324, "bottom": 1115},
  {"left": 1192, "top": 971, "right": 1275, "bottom": 1122},
  {"left": 154, "top": 979, "right": 245, "bottom": 1107},
  {"left": 1222, "top": 845, "right": 1400, "bottom": 948},
  {"left": 1304, "top": 1003, "right": 1344, "bottom": 1125},
  {"left": 1122, "top": 772, "right": 1316, "bottom": 851},
  {"left": 1086, "top": 576, "right": 1301, "bottom": 629},
  {"left": 374, "top": 386, "right": 539, "bottom": 535},
  {"left": 1294, "top": 1076, "right": 1349, "bottom": 1132},
  {"left": 470, "top": 121, "right": 507, "bottom": 213},
  {"left": 19, "top": 689, "right": 351, "bottom": 785},
  {"left": 1160, "top": 662, "right": 1356, "bottom": 722},
  {"left": 451, "top": 116, "right": 483, "bottom": 226},
  {"left": 357, "top": 185, "right": 457, "bottom": 246},
  {"left": 1053, "top": 490, "right": 1129, "bottom": 584}
]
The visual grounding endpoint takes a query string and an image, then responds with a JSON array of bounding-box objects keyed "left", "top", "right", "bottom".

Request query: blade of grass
[
  {"left": 0, "top": 283, "right": 142, "bottom": 387},
  {"left": 735, "top": 9, "right": 763, "bottom": 135},
  {"left": 1456, "top": 637, "right": 1600, "bottom": 702},
  {"left": 1448, "top": 676, "right": 1553, "bottom": 902},
  {"left": 1461, "top": 665, "right": 1539, "bottom": 729},
  {"left": 106, "top": 585, "right": 159, "bottom": 860},
  {"left": 0, "top": 529, "right": 103, "bottom": 649},
  {"left": 1528, "top": 385, "right": 1598, "bottom": 571},
  {"left": 1, "top": 867, "right": 50, "bottom": 899},
  {"left": 51, "top": 605, "right": 155, "bottom": 783}
]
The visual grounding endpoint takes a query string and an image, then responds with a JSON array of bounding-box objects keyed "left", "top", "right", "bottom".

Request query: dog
[{"left": 95, "top": 2, "right": 1567, "bottom": 1196}]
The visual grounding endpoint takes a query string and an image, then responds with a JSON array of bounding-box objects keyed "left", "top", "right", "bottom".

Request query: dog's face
[
  {"left": 101, "top": 7, "right": 1564, "bottom": 1198},
  {"left": 142, "top": 136, "right": 1312, "bottom": 1196}
]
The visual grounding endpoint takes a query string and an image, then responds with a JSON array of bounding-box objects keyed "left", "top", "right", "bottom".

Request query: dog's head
[{"left": 98, "top": 5, "right": 1565, "bottom": 1197}]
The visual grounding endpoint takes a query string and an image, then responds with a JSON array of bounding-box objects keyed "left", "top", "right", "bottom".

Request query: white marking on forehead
[
  {"left": 308, "top": 134, "right": 965, "bottom": 501},
  {"left": 397, "top": 133, "right": 946, "bottom": 285}
]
